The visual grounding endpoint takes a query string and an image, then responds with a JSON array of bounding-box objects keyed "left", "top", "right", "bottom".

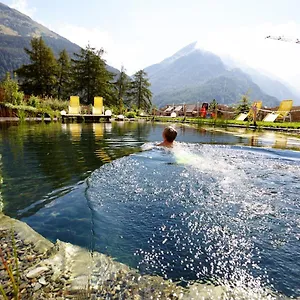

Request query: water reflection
[
  {"left": 0, "top": 122, "right": 148, "bottom": 218},
  {"left": 204, "top": 127, "right": 300, "bottom": 150},
  {"left": 68, "top": 123, "right": 82, "bottom": 141},
  {"left": 93, "top": 123, "right": 104, "bottom": 140}
]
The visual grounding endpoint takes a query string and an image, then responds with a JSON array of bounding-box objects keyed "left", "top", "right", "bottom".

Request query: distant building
[
  {"left": 185, "top": 104, "right": 197, "bottom": 117},
  {"left": 174, "top": 105, "right": 183, "bottom": 116},
  {"left": 164, "top": 106, "right": 174, "bottom": 116}
]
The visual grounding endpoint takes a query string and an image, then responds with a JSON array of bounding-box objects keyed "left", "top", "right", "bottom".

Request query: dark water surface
[{"left": 0, "top": 121, "right": 300, "bottom": 298}]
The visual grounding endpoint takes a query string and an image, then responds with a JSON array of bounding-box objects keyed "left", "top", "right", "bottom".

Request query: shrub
[
  {"left": 0, "top": 73, "right": 24, "bottom": 105},
  {"left": 12, "top": 91, "right": 24, "bottom": 105},
  {"left": 107, "top": 105, "right": 119, "bottom": 115},
  {"left": 38, "top": 97, "right": 68, "bottom": 111},
  {"left": 125, "top": 111, "right": 136, "bottom": 118},
  {"left": 27, "top": 95, "right": 40, "bottom": 107}
]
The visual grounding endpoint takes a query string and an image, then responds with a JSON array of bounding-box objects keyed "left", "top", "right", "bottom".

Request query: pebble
[
  {"left": 39, "top": 276, "right": 48, "bottom": 286},
  {"left": 26, "top": 254, "right": 36, "bottom": 262},
  {"left": 26, "top": 266, "right": 49, "bottom": 279},
  {"left": 33, "top": 282, "right": 42, "bottom": 291},
  {"left": 1, "top": 227, "right": 185, "bottom": 299}
]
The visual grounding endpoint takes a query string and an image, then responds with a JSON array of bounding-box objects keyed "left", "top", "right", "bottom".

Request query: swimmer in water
[{"left": 157, "top": 126, "right": 177, "bottom": 148}]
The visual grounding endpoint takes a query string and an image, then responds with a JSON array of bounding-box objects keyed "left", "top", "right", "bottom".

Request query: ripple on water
[{"left": 86, "top": 143, "right": 300, "bottom": 298}]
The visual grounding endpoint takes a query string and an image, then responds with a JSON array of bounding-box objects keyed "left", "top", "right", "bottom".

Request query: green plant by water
[{"left": 0, "top": 229, "right": 20, "bottom": 300}]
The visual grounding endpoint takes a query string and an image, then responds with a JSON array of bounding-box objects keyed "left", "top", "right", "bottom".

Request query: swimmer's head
[{"left": 163, "top": 126, "right": 177, "bottom": 143}]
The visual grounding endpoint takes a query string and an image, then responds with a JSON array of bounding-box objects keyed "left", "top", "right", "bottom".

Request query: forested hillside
[
  {"left": 0, "top": 2, "right": 118, "bottom": 78},
  {"left": 153, "top": 69, "right": 279, "bottom": 107}
]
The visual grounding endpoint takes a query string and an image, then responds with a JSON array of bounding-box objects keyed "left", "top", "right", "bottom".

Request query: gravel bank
[{"left": 0, "top": 213, "right": 187, "bottom": 299}]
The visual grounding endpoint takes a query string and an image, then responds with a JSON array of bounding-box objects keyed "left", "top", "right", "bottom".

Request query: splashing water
[{"left": 87, "top": 143, "right": 300, "bottom": 298}]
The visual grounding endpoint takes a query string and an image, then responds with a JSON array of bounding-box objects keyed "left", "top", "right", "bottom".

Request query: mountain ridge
[
  {"left": 153, "top": 68, "right": 279, "bottom": 107},
  {"left": 145, "top": 42, "right": 293, "bottom": 107},
  {"left": 220, "top": 55, "right": 300, "bottom": 104},
  {"left": 0, "top": 2, "right": 119, "bottom": 78},
  {"left": 145, "top": 44, "right": 227, "bottom": 95}
]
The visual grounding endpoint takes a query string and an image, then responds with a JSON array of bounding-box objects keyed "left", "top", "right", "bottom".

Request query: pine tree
[
  {"left": 57, "top": 49, "right": 71, "bottom": 100},
  {"left": 209, "top": 98, "right": 218, "bottom": 118},
  {"left": 71, "top": 45, "right": 115, "bottom": 105},
  {"left": 16, "top": 37, "right": 58, "bottom": 97},
  {"left": 114, "top": 66, "right": 131, "bottom": 113},
  {"left": 130, "top": 70, "right": 152, "bottom": 112},
  {"left": 235, "top": 94, "right": 250, "bottom": 115}
]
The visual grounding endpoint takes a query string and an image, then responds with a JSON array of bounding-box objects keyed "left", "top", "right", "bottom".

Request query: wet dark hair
[{"left": 164, "top": 126, "right": 177, "bottom": 142}]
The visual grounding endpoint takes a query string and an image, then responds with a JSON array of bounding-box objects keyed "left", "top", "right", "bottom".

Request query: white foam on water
[{"left": 86, "top": 143, "right": 300, "bottom": 299}]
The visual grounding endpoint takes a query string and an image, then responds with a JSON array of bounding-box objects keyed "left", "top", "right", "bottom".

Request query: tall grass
[
  {"left": 0, "top": 229, "right": 20, "bottom": 300},
  {"left": 16, "top": 109, "right": 27, "bottom": 121}
]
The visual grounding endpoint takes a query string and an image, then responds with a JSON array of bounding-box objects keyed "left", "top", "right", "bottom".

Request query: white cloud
[
  {"left": 10, "top": 0, "right": 36, "bottom": 18},
  {"left": 45, "top": 20, "right": 300, "bottom": 90},
  {"left": 51, "top": 23, "right": 147, "bottom": 73},
  {"left": 195, "top": 22, "right": 300, "bottom": 90},
  {"left": 53, "top": 24, "right": 113, "bottom": 52}
]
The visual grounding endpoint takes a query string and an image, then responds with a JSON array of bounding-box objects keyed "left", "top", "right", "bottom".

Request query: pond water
[{"left": 0, "top": 121, "right": 300, "bottom": 298}]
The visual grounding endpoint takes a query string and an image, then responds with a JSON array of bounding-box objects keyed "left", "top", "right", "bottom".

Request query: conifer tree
[
  {"left": 115, "top": 66, "right": 131, "bottom": 113},
  {"left": 57, "top": 49, "right": 71, "bottom": 100},
  {"left": 235, "top": 93, "right": 251, "bottom": 115},
  {"left": 130, "top": 70, "right": 152, "bottom": 112},
  {"left": 16, "top": 37, "right": 58, "bottom": 97},
  {"left": 71, "top": 45, "right": 115, "bottom": 105}
]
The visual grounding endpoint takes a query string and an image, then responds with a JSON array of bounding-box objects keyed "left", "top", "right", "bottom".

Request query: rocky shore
[
  {"left": 1, "top": 213, "right": 284, "bottom": 300},
  {"left": 1, "top": 228, "right": 66, "bottom": 299},
  {"left": 0, "top": 213, "right": 193, "bottom": 299}
]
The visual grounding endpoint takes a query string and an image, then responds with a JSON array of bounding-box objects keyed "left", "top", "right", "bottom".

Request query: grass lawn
[{"left": 149, "top": 116, "right": 300, "bottom": 130}]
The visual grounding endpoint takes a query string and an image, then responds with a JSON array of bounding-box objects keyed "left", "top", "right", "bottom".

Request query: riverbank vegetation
[
  {"left": 0, "top": 37, "right": 153, "bottom": 118},
  {"left": 149, "top": 116, "right": 300, "bottom": 130}
]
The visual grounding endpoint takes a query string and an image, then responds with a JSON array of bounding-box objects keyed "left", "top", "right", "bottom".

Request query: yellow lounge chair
[
  {"left": 235, "top": 101, "right": 262, "bottom": 121},
  {"left": 68, "top": 96, "right": 81, "bottom": 114},
  {"left": 263, "top": 100, "right": 293, "bottom": 122},
  {"left": 92, "top": 97, "right": 104, "bottom": 115}
]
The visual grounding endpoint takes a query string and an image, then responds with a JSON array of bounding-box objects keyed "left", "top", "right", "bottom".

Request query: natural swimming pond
[{"left": 0, "top": 121, "right": 300, "bottom": 298}]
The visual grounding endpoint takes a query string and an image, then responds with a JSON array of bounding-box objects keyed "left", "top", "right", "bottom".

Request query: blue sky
[{"left": 2, "top": 0, "right": 300, "bottom": 90}]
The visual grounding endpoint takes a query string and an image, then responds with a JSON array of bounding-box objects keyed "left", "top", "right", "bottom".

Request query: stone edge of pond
[
  {"left": 0, "top": 213, "right": 226, "bottom": 299},
  {"left": 0, "top": 213, "right": 291, "bottom": 299}
]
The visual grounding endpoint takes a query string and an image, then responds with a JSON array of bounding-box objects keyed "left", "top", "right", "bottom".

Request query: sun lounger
[
  {"left": 68, "top": 96, "right": 81, "bottom": 114},
  {"left": 263, "top": 100, "right": 293, "bottom": 122},
  {"left": 92, "top": 97, "right": 104, "bottom": 115}
]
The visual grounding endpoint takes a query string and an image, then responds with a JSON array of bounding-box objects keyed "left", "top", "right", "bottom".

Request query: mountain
[
  {"left": 0, "top": 2, "right": 118, "bottom": 78},
  {"left": 154, "top": 68, "right": 279, "bottom": 107},
  {"left": 145, "top": 42, "right": 228, "bottom": 94},
  {"left": 221, "top": 56, "right": 300, "bottom": 105},
  {"left": 145, "top": 43, "right": 282, "bottom": 107}
]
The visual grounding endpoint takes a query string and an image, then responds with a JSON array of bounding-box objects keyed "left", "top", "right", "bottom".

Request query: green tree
[
  {"left": 0, "top": 72, "right": 24, "bottom": 104},
  {"left": 209, "top": 98, "right": 218, "bottom": 118},
  {"left": 16, "top": 37, "right": 58, "bottom": 97},
  {"left": 130, "top": 70, "right": 152, "bottom": 112},
  {"left": 115, "top": 66, "right": 131, "bottom": 113},
  {"left": 57, "top": 49, "right": 71, "bottom": 100},
  {"left": 235, "top": 93, "right": 250, "bottom": 115},
  {"left": 71, "top": 45, "right": 115, "bottom": 105}
]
